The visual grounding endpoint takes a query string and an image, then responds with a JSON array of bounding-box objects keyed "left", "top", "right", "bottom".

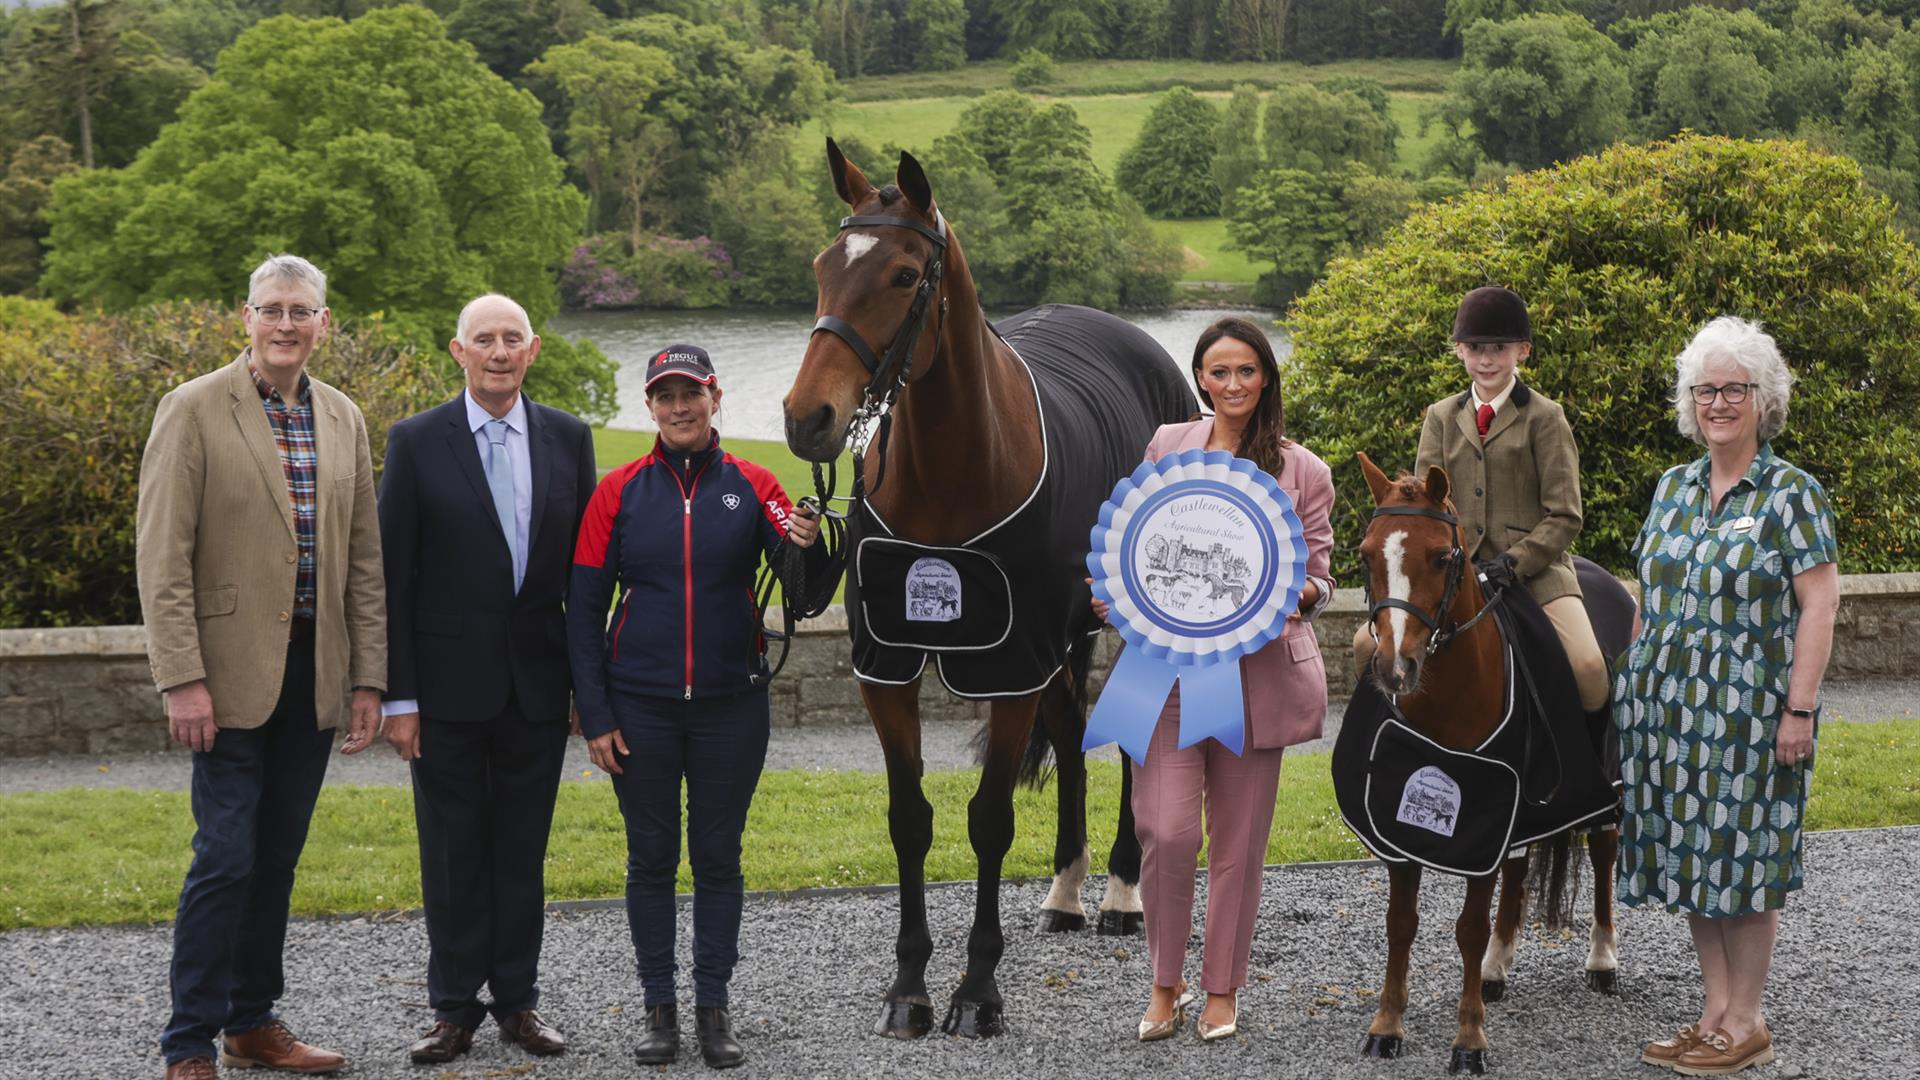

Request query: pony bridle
[
  {"left": 808, "top": 210, "right": 949, "bottom": 457},
  {"left": 1365, "top": 504, "right": 1500, "bottom": 657}
]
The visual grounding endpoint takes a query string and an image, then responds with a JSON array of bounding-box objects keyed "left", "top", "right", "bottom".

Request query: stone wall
[{"left": 4, "top": 573, "right": 1916, "bottom": 756}]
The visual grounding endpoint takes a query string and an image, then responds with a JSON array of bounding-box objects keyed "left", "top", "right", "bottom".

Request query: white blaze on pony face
[
  {"left": 843, "top": 232, "right": 879, "bottom": 267},
  {"left": 1382, "top": 529, "right": 1413, "bottom": 658}
]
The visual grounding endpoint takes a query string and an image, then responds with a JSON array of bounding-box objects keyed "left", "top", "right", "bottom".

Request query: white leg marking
[
  {"left": 1099, "top": 874, "right": 1143, "bottom": 914},
  {"left": 843, "top": 233, "right": 878, "bottom": 267},
  {"left": 1587, "top": 914, "right": 1618, "bottom": 973},
  {"left": 1042, "top": 846, "right": 1089, "bottom": 915},
  {"left": 1481, "top": 926, "right": 1520, "bottom": 983},
  {"left": 1383, "top": 530, "right": 1411, "bottom": 662}
]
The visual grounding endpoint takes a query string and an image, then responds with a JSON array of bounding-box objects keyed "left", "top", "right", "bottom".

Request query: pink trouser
[{"left": 1129, "top": 693, "right": 1285, "bottom": 995}]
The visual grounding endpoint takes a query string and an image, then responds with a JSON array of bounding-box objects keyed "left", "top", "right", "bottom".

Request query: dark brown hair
[{"left": 1191, "top": 316, "right": 1290, "bottom": 477}]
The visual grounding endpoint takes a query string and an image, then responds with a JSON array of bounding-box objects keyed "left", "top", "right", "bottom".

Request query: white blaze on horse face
[
  {"left": 1383, "top": 529, "right": 1412, "bottom": 658},
  {"left": 843, "top": 232, "right": 879, "bottom": 267},
  {"left": 1042, "top": 845, "right": 1089, "bottom": 916}
]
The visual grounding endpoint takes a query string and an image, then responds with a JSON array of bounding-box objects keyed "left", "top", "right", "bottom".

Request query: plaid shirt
[{"left": 249, "top": 357, "right": 318, "bottom": 618}]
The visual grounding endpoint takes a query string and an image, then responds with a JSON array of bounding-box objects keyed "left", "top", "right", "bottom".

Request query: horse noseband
[
  {"left": 1364, "top": 504, "right": 1496, "bottom": 656},
  {"left": 809, "top": 211, "right": 949, "bottom": 457}
]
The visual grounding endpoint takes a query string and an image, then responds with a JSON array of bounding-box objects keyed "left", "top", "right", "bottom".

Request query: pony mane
[{"left": 1388, "top": 475, "right": 1427, "bottom": 503}]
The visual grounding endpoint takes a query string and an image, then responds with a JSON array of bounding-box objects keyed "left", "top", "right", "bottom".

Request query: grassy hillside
[{"left": 835, "top": 56, "right": 1457, "bottom": 102}]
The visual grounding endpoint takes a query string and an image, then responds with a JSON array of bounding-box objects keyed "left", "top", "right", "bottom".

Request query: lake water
[{"left": 548, "top": 306, "right": 1287, "bottom": 440}]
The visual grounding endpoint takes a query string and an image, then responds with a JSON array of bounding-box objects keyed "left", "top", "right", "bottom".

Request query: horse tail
[
  {"left": 990, "top": 630, "right": 1097, "bottom": 790},
  {"left": 1524, "top": 830, "right": 1589, "bottom": 931}
]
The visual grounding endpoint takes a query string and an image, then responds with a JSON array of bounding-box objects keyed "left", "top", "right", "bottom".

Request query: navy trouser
[
  {"left": 412, "top": 696, "right": 568, "bottom": 1028},
  {"left": 608, "top": 689, "right": 769, "bottom": 1008},
  {"left": 161, "top": 637, "right": 331, "bottom": 1065}
]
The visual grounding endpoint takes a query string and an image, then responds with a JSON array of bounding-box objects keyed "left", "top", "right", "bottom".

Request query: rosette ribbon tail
[
  {"left": 1174, "top": 657, "right": 1246, "bottom": 755},
  {"left": 1082, "top": 644, "right": 1177, "bottom": 762}
]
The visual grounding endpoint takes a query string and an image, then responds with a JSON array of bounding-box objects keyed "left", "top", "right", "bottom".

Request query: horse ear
[
  {"left": 827, "top": 137, "right": 876, "bottom": 208},
  {"left": 897, "top": 150, "right": 934, "bottom": 213},
  {"left": 1357, "top": 452, "right": 1393, "bottom": 505},
  {"left": 1425, "top": 464, "right": 1452, "bottom": 507}
]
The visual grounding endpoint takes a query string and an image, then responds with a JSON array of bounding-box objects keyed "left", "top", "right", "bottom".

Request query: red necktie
[{"left": 1476, "top": 403, "right": 1494, "bottom": 440}]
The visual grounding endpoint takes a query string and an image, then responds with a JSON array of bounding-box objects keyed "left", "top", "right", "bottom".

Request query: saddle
[{"left": 1332, "top": 582, "right": 1621, "bottom": 878}]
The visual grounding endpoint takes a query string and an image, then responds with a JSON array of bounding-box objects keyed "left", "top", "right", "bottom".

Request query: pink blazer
[{"left": 1142, "top": 419, "right": 1335, "bottom": 750}]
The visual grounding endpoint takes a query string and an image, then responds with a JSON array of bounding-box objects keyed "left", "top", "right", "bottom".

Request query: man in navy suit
[{"left": 377, "top": 294, "right": 596, "bottom": 1064}]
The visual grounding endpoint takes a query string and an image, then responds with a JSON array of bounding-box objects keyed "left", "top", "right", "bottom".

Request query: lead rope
[{"left": 751, "top": 461, "right": 851, "bottom": 684}]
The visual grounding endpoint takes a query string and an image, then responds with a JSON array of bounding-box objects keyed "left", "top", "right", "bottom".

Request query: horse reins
[{"left": 754, "top": 209, "right": 950, "bottom": 683}]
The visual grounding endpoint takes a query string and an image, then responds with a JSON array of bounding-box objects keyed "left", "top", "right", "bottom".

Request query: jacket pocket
[
  {"left": 1288, "top": 631, "right": 1320, "bottom": 662},
  {"left": 194, "top": 585, "right": 237, "bottom": 618}
]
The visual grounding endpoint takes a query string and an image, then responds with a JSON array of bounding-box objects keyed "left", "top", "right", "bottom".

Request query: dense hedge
[
  {"left": 1285, "top": 135, "right": 1920, "bottom": 580},
  {"left": 0, "top": 301, "right": 445, "bottom": 628}
]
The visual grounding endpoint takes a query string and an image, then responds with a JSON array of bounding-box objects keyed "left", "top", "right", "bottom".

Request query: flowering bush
[{"left": 560, "top": 233, "right": 733, "bottom": 309}]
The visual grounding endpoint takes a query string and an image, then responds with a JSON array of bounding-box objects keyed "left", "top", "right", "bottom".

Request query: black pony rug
[
  {"left": 848, "top": 304, "right": 1195, "bottom": 697},
  {"left": 1333, "top": 572, "right": 1624, "bottom": 877}
]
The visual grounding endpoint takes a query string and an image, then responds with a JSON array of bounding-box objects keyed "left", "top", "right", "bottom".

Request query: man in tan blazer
[
  {"left": 137, "top": 254, "right": 386, "bottom": 1080},
  {"left": 1353, "top": 287, "right": 1608, "bottom": 712}
]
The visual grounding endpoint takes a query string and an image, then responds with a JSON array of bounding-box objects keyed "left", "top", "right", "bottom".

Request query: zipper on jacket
[{"left": 669, "top": 450, "right": 711, "bottom": 700}]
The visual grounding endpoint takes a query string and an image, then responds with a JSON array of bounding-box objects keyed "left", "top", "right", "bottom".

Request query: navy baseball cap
[{"left": 644, "top": 343, "right": 718, "bottom": 389}]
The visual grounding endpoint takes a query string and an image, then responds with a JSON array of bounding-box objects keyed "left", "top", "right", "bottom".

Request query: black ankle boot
[
  {"left": 633, "top": 1004, "right": 679, "bottom": 1065},
  {"left": 695, "top": 1006, "right": 745, "bottom": 1069}
]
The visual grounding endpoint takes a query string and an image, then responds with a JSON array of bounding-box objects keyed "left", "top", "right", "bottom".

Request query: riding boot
[
  {"left": 696, "top": 1006, "right": 745, "bottom": 1069},
  {"left": 633, "top": 1004, "right": 679, "bottom": 1065}
]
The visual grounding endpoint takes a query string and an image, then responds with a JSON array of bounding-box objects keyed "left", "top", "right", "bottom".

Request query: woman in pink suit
[{"left": 1095, "top": 317, "right": 1335, "bottom": 1042}]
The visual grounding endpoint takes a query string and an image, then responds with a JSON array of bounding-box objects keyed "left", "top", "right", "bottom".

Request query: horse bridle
[{"left": 1364, "top": 504, "right": 1501, "bottom": 656}]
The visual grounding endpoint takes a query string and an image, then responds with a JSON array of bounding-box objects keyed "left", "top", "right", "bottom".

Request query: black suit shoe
[
  {"left": 634, "top": 1004, "right": 679, "bottom": 1065},
  {"left": 696, "top": 1006, "right": 745, "bottom": 1069},
  {"left": 409, "top": 1020, "right": 473, "bottom": 1064},
  {"left": 497, "top": 1009, "right": 566, "bottom": 1056}
]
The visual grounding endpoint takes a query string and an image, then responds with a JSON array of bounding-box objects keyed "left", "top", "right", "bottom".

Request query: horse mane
[{"left": 876, "top": 184, "right": 903, "bottom": 206}]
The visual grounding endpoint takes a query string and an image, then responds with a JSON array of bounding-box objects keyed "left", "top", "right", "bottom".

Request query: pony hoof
[
  {"left": 1036, "top": 909, "right": 1086, "bottom": 933},
  {"left": 1362, "top": 1034, "right": 1402, "bottom": 1059},
  {"left": 1482, "top": 979, "right": 1506, "bottom": 1002},
  {"left": 873, "top": 999, "right": 933, "bottom": 1040},
  {"left": 1585, "top": 969, "right": 1617, "bottom": 995},
  {"left": 940, "top": 999, "right": 1005, "bottom": 1038},
  {"left": 1096, "top": 910, "right": 1145, "bottom": 936},
  {"left": 1448, "top": 1047, "right": 1487, "bottom": 1074}
]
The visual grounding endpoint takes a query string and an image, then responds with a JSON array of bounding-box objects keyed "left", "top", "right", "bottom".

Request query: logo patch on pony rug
[
  {"left": 1396, "top": 766, "right": 1461, "bottom": 837},
  {"left": 906, "top": 558, "right": 961, "bottom": 622}
]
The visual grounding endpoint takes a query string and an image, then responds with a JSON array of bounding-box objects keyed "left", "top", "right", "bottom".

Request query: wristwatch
[{"left": 1785, "top": 705, "right": 1814, "bottom": 718}]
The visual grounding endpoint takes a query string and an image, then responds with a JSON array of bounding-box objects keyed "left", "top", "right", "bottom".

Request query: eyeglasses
[
  {"left": 250, "top": 304, "right": 320, "bottom": 325},
  {"left": 1689, "top": 382, "right": 1757, "bottom": 405}
]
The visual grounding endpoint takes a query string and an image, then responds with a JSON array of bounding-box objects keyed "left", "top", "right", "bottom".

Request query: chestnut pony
[
  {"left": 1354, "top": 452, "right": 1629, "bottom": 1074},
  {"left": 784, "top": 142, "right": 1191, "bottom": 1039}
]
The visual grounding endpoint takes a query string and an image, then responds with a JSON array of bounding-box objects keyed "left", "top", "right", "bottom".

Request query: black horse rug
[
  {"left": 1333, "top": 564, "right": 1627, "bottom": 877},
  {"left": 848, "top": 304, "right": 1196, "bottom": 697}
]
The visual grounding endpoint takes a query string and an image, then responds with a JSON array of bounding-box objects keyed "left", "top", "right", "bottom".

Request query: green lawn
[
  {"left": 594, "top": 428, "right": 845, "bottom": 509},
  {"left": 835, "top": 57, "right": 1457, "bottom": 102},
  {"left": 5, "top": 719, "right": 1917, "bottom": 930},
  {"left": 1150, "top": 216, "right": 1261, "bottom": 285}
]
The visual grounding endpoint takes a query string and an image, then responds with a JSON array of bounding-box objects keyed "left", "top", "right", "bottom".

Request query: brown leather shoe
[
  {"left": 221, "top": 1020, "right": 345, "bottom": 1073},
  {"left": 1641, "top": 1023, "right": 1702, "bottom": 1068},
  {"left": 165, "top": 1058, "right": 218, "bottom": 1080},
  {"left": 1674, "top": 1026, "right": 1774, "bottom": 1076},
  {"left": 498, "top": 1009, "right": 566, "bottom": 1056},
  {"left": 408, "top": 1020, "right": 474, "bottom": 1064}
]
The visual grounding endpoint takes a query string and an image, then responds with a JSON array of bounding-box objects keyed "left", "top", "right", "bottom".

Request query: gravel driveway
[{"left": 3, "top": 826, "right": 1911, "bottom": 1079}]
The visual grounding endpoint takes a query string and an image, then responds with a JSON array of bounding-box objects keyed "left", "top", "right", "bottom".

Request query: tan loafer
[
  {"left": 1642, "top": 1023, "right": 1702, "bottom": 1068},
  {"left": 1137, "top": 986, "right": 1194, "bottom": 1042},
  {"left": 1674, "top": 1026, "right": 1774, "bottom": 1077}
]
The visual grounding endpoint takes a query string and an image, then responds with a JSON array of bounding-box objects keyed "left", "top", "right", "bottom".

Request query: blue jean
[
  {"left": 161, "top": 637, "right": 332, "bottom": 1064},
  {"left": 608, "top": 689, "right": 769, "bottom": 1008}
]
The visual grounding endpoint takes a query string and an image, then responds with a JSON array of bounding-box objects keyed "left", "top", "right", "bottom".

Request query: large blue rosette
[{"left": 1083, "top": 449, "right": 1307, "bottom": 760}]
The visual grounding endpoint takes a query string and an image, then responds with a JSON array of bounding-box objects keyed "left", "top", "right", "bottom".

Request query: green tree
[
  {"left": 995, "top": 0, "right": 1114, "bottom": 59},
  {"left": 1115, "top": 86, "right": 1220, "bottom": 217},
  {"left": 1615, "top": 7, "right": 1783, "bottom": 139},
  {"left": 1261, "top": 82, "right": 1395, "bottom": 174},
  {"left": 40, "top": 7, "right": 614, "bottom": 418},
  {"left": 1285, "top": 135, "right": 1920, "bottom": 578},
  {"left": 709, "top": 152, "right": 830, "bottom": 304},
  {"left": 0, "top": 136, "right": 78, "bottom": 293},
  {"left": 1212, "top": 82, "right": 1262, "bottom": 216},
  {"left": 17, "top": 0, "right": 203, "bottom": 169},
  {"left": 901, "top": 0, "right": 967, "bottom": 69},
  {"left": 446, "top": 0, "right": 606, "bottom": 80},
  {"left": 1007, "top": 45, "right": 1054, "bottom": 87},
  {"left": 1444, "top": 12, "right": 1630, "bottom": 170},
  {"left": 1442, "top": 0, "right": 1571, "bottom": 37},
  {"left": 1227, "top": 162, "right": 1437, "bottom": 301},
  {"left": 527, "top": 34, "right": 677, "bottom": 244}
]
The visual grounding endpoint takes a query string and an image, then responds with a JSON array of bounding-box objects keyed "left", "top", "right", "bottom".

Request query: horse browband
[{"left": 1366, "top": 503, "right": 1501, "bottom": 655}]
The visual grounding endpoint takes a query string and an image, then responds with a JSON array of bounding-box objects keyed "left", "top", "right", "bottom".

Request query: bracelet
[{"left": 1785, "top": 705, "right": 1814, "bottom": 718}]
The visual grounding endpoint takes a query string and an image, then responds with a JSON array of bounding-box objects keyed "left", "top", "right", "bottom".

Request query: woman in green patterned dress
[{"left": 1615, "top": 316, "right": 1839, "bottom": 1077}]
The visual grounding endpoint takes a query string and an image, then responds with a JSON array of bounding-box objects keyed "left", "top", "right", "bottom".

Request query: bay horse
[
  {"left": 783, "top": 141, "right": 1194, "bottom": 1038},
  {"left": 1351, "top": 452, "right": 1631, "bottom": 1074}
]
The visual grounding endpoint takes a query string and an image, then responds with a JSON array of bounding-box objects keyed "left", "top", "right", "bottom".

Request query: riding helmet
[{"left": 1451, "top": 287, "right": 1531, "bottom": 344}]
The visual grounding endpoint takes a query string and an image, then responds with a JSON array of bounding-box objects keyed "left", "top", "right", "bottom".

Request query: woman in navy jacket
[{"left": 567, "top": 344, "right": 820, "bottom": 1070}]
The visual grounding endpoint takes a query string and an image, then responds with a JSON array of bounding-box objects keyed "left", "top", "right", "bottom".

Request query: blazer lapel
[
  {"left": 1453, "top": 392, "right": 1480, "bottom": 446},
  {"left": 444, "top": 396, "right": 506, "bottom": 536},
  {"left": 524, "top": 398, "right": 552, "bottom": 550},
  {"left": 226, "top": 355, "right": 295, "bottom": 538},
  {"left": 1484, "top": 395, "right": 1523, "bottom": 445}
]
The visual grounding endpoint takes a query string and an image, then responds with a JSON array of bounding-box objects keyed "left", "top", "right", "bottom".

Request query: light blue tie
[{"left": 484, "top": 418, "right": 521, "bottom": 591}]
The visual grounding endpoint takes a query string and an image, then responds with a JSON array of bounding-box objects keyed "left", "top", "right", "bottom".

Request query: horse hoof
[
  {"left": 1585, "top": 969, "right": 1617, "bottom": 995},
  {"left": 1448, "top": 1047, "right": 1487, "bottom": 1075},
  {"left": 872, "top": 999, "right": 933, "bottom": 1040},
  {"left": 940, "top": 999, "right": 1005, "bottom": 1038},
  {"left": 1482, "top": 979, "right": 1506, "bottom": 1002},
  {"left": 1362, "top": 1034, "right": 1402, "bottom": 1059},
  {"left": 1096, "top": 910, "right": 1144, "bottom": 936},
  {"left": 1036, "top": 909, "right": 1086, "bottom": 933}
]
